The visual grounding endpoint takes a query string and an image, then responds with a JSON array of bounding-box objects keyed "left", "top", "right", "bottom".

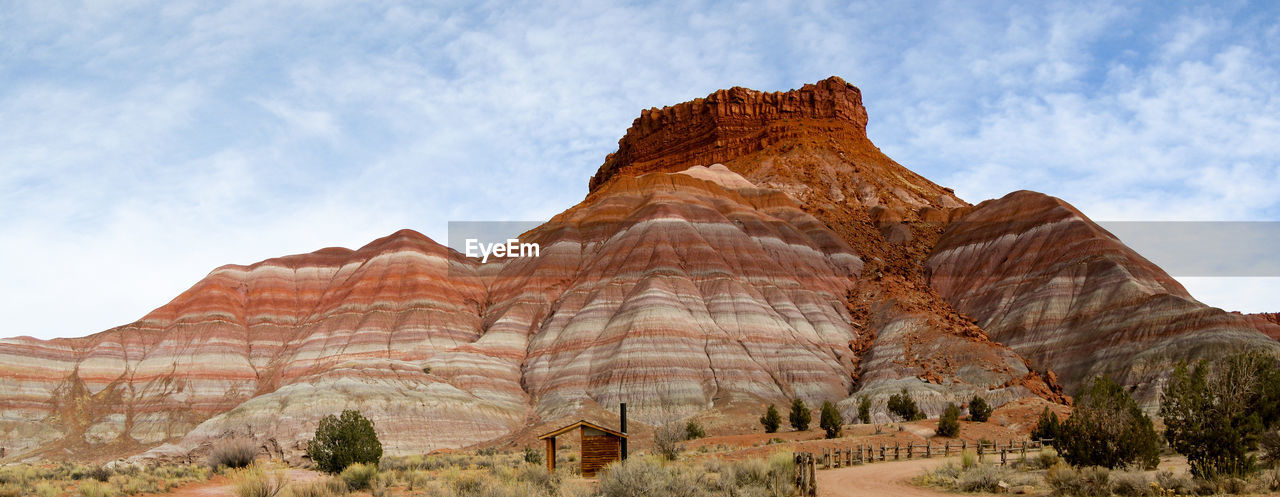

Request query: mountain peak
[{"left": 589, "top": 76, "right": 869, "bottom": 191}]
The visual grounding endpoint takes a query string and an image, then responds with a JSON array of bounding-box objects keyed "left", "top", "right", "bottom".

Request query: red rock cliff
[{"left": 589, "top": 76, "right": 869, "bottom": 191}]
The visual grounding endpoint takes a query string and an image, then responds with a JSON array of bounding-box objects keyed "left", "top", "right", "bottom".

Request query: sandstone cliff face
[{"left": 926, "top": 191, "right": 1280, "bottom": 406}]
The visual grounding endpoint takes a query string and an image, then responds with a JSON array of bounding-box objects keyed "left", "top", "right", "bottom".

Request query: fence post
[{"left": 926, "top": 442, "right": 932, "bottom": 458}]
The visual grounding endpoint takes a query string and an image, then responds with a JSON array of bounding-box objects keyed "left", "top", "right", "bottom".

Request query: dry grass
[
  {"left": 0, "top": 462, "right": 208, "bottom": 497},
  {"left": 232, "top": 466, "right": 288, "bottom": 497},
  {"left": 208, "top": 439, "right": 259, "bottom": 469}
]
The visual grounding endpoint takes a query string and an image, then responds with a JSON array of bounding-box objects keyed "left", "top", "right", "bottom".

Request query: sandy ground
[
  {"left": 817, "top": 456, "right": 962, "bottom": 497},
  {"left": 166, "top": 469, "right": 326, "bottom": 497}
]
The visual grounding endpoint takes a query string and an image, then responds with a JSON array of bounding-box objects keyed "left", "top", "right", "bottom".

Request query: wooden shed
[{"left": 538, "top": 420, "right": 628, "bottom": 477}]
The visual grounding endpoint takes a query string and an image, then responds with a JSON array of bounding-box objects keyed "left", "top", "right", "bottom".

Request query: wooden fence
[{"left": 792, "top": 439, "right": 1053, "bottom": 495}]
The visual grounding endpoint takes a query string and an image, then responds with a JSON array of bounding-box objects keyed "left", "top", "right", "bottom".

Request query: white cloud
[{"left": 1, "top": 0, "right": 1278, "bottom": 339}]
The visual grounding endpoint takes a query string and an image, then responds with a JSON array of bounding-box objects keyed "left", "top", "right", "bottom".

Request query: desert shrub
[
  {"left": 968, "top": 395, "right": 992, "bottom": 422},
  {"left": 789, "top": 398, "right": 811, "bottom": 431},
  {"left": 1162, "top": 353, "right": 1280, "bottom": 478},
  {"left": 684, "top": 420, "right": 706, "bottom": 440},
  {"left": 1108, "top": 470, "right": 1150, "bottom": 496},
  {"left": 515, "top": 463, "right": 558, "bottom": 495},
  {"left": 760, "top": 404, "right": 781, "bottom": 433},
  {"left": 596, "top": 456, "right": 701, "bottom": 497},
  {"left": 86, "top": 467, "right": 112, "bottom": 483},
  {"left": 0, "top": 484, "right": 21, "bottom": 497},
  {"left": 307, "top": 409, "right": 383, "bottom": 473},
  {"left": 34, "top": 482, "right": 59, "bottom": 497},
  {"left": 819, "top": 400, "right": 843, "bottom": 439},
  {"left": 857, "top": 396, "right": 872, "bottom": 424},
  {"left": 370, "top": 473, "right": 395, "bottom": 497},
  {"left": 654, "top": 419, "right": 685, "bottom": 461},
  {"left": 233, "top": 467, "right": 287, "bottom": 497},
  {"left": 78, "top": 480, "right": 116, "bottom": 497},
  {"left": 887, "top": 388, "right": 924, "bottom": 421},
  {"left": 936, "top": 402, "right": 961, "bottom": 437},
  {"left": 338, "top": 463, "right": 377, "bottom": 491},
  {"left": 290, "top": 477, "right": 348, "bottom": 497},
  {"left": 957, "top": 464, "right": 1004, "bottom": 493},
  {"left": 1262, "top": 429, "right": 1280, "bottom": 468},
  {"left": 1058, "top": 376, "right": 1160, "bottom": 470},
  {"left": 1031, "top": 407, "right": 1063, "bottom": 443},
  {"left": 208, "top": 439, "right": 258, "bottom": 469},
  {"left": 1046, "top": 464, "right": 1112, "bottom": 497},
  {"left": 522, "top": 446, "right": 543, "bottom": 465},
  {"left": 1037, "top": 446, "right": 1061, "bottom": 469},
  {"left": 1153, "top": 470, "right": 1194, "bottom": 495},
  {"left": 960, "top": 450, "right": 977, "bottom": 470},
  {"left": 1260, "top": 465, "right": 1280, "bottom": 493}
]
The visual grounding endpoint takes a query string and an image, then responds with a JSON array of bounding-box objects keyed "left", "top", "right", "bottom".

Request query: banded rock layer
[{"left": 926, "top": 191, "right": 1280, "bottom": 406}]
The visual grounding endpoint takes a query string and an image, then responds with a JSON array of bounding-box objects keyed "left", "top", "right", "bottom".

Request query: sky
[{"left": 1, "top": 0, "right": 1278, "bottom": 339}]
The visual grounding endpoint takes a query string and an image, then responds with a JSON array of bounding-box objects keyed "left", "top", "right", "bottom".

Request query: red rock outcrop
[
  {"left": 1245, "top": 312, "right": 1280, "bottom": 340},
  {"left": 589, "top": 76, "right": 868, "bottom": 191},
  {"left": 926, "top": 191, "right": 1280, "bottom": 406}
]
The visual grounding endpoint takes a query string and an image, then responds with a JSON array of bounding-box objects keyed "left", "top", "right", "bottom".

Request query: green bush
[
  {"left": 1030, "top": 407, "right": 1062, "bottom": 442},
  {"left": 760, "top": 404, "right": 781, "bottom": 433},
  {"left": 1161, "top": 353, "right": 1280, "bottom": 478},
  {"left": 307, "top": 410, "right": 383, "bottom": 474},
  {"left": 887, "top": 388, "right": 924, "bottom": 421},
  {"left": 857, "top": 396, "right": 871, "bottom": 424},
  {"left": 936, "top": 402, "right": 961, "bottom": 437},
  {"left": 819, "top": 401, "right": 843, "bottom": 439},
  {"left": 789, "top": 398, "right": 811, "bottom": 431},
  {"left": 684, "top": 420, "right": 705, "bottom": 440},
  {"left": 207, "top": 439, "right": 258, "bottom": 469},
  {"left": 339, "top": 463, "right": 377, "bottom": 491},
  {"left": 1057, "top": 377, "right": 1159, "bottom": 470},
  {"left": 968, "top": 395, "right": 992, "bottom": 422}
]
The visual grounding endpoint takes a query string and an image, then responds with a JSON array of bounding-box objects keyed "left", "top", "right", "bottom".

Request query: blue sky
[{"left": 2, "top": 1, "right": 1278, "bottom": 339}]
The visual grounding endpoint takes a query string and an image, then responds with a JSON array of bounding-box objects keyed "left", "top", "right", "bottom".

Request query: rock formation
[
  {"left": 0, "top": 77, "right": 1273, "bottom": 462},
  {"left": 926, "top": 191, "right": 1280, "bottom": 406}
]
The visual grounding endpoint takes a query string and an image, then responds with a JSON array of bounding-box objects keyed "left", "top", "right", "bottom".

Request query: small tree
[
  {"left": 760, "top": 404, "right": 781, "bottom": 433},
  {"left": 936, "top": 402, "right": 961, "bottom": 437},
  {"left": 684, "top": 420, "right": 706, "bottom": 440},
  {"left": 819, "top": 401, "right": 843, "bottom": 439},
  {"left": 654, "top": 420, "right": 684, "bottom": 461},
  {"left": 887, "top": 388, "right": 924, "bottom": 421},
  {"left": 1058, "top": 376, "right": 1159, "bottom": 470},
  {"left": 1030, "top": 407, "right": 1062, "bottom": 442},
  {"left": 968, "top": 395, "right": 992, "bottom": 422},
  {"left": 307, "top": 409, "right": 383, "bottom": 474},
  {"left": 857, "top": 396, "right": 872, "bottom": 424},
  {"left": 789, "top": 398, "right": 812, "bottom": 431},
  {"left": 1160, "top": 353, "right": 1280, "bottom": 478}
]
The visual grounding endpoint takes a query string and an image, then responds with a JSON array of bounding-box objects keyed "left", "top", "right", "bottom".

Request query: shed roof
[{"left": 537, "top": 420, "right": 628, "bottom": 440}]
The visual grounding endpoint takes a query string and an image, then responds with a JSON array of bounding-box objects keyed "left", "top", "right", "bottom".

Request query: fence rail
[{"left": 792, "top": 438, "right": 1054, "bottom": 494}]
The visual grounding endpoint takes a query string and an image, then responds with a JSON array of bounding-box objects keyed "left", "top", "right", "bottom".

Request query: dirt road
[{"left": 816, "top": 456, "right": 959, "bottom": 497}]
